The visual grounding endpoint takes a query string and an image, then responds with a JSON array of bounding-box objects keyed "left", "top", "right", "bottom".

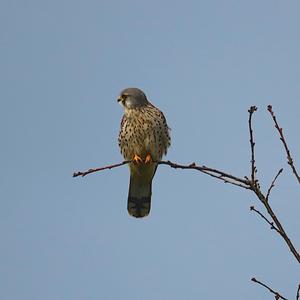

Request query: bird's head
[{"left": 117, "top": 88, "right": 148, "bottom": 109}]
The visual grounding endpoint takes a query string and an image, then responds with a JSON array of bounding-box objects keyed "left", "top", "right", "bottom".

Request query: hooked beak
[{"left": 117, "top": 95, "right": 123, "bottom": 103}]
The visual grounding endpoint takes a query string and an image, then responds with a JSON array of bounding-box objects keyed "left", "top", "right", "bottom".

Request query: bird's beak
[{"left": 117, "top": 95, "right": 123, "bottom": 103}]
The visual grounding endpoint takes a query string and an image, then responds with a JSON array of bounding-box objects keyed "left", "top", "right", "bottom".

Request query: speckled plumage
[{"left": 118, "top": 88, "right": 170, "bottom": 218}]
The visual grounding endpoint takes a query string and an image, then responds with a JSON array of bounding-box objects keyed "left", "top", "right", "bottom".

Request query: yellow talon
[
  {"left": 132, "top": 154, "right": 143, "bottom": 164},
  {"left": 145, "top": 154, "right": 152, "bottom": 164}
]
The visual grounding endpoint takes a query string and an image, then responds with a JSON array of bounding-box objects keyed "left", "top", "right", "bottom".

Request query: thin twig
[
  {"left": 296, "top": 283, "right": 300, "bottom": 300},
  {"left": 266, "top": 168, "right": 283, "bottom": 202},
  {"left": 251, "top": 277, "right": 288, "bottom": 300},
  {"left": 250, "top": 206, "right": 280, "bottom": 233},
  {"left": 268, "top": 105, "right": 300, "bottom": 184},
  {"left": 73, "top": 160, "right": 130, "bottom": 177},
  {"left": 157, "top": 160, "right": 251, "bottom": 189},
  {"left": 248, "top": 106, "right": 258, "bottom": 184}
]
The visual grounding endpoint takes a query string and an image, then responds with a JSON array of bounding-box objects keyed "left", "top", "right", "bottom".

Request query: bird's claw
[
  {"left": 145, "top": 154, "right": 152, "bottom": 164},
  {"left": 132, "top": 154, "right": 143, "bottom": 164}
]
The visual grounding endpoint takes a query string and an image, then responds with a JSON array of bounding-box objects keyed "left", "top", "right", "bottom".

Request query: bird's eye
[
  {"left": 118, "top": 94, "right": 128, "bottom": 104},
  {"left": 121, "top": 94, "right": 129, "bottom": 104}
]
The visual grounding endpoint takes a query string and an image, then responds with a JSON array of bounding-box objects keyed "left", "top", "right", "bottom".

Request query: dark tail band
[{"left": 127, "top": 196, "right": 151, "bottom": 218}]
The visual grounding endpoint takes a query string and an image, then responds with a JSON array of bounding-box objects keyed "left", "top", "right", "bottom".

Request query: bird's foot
[
  {"left": 145, "top": 154, "right": 152, "bottom": 164},
  {"left": 132, "top": 154, "right": 143, "bottom": 164}
]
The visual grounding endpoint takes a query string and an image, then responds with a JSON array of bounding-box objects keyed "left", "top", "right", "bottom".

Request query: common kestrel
[{"left": 118, "top": 88, "right": 171, "bottom": 218}]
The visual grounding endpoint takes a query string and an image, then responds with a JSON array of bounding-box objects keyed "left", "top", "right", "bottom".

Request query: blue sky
[{"left": 1, "top": 0, "right": 300, "bottom": 299}]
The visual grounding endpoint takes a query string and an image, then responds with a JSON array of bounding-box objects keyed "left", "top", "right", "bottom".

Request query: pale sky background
[{"left": 1, "top": 1, "right": 300, "bottom": 299}]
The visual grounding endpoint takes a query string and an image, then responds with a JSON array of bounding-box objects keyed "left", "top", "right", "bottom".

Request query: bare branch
[
  {"left": 296, "top": 283, "right": 300, "bottom": 300},
  {"left": 250, "top": 205, "right": 280, "bottom": 233},
  {"left": 73, "top": 159, "right": 251, "bottom": 189},
  {"left": 248, "top": 106, "right": 258, "bottom": 184},
  {"left": 266, "top": 168, "right": 283, "bottom": 202},
  {"left": 268, "top": 105, "right": 300, "bottom": 184},
  {"left": 251, "top": 277, "right": 288, "bottom": 300}
]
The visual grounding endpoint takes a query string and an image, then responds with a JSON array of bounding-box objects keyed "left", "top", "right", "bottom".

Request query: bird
[{"left": 118, "top": 88, "right": 171, "bottom": 218}]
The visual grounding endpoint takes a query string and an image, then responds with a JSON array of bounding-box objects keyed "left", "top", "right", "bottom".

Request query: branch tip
[
  {"left": 266, "top": 168, "right": 283, "bottom": 201},
  {"left": 251, "top": 277, "right": 288, "bottom": 300},
  {"left": 248, "top": 105, "right": 258, "bottom": 184},
  {"left": 248, "top": 106, "right": 258, "bottom": 113}
]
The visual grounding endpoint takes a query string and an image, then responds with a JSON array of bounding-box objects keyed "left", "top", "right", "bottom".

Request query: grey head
[{"left": 117, "top": 87, "right": 149, "bottom": 109}]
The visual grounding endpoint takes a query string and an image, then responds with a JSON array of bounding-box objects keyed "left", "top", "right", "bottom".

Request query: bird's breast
[{"left": 119, "top": 106, "right": 169, "bottom": 161}]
